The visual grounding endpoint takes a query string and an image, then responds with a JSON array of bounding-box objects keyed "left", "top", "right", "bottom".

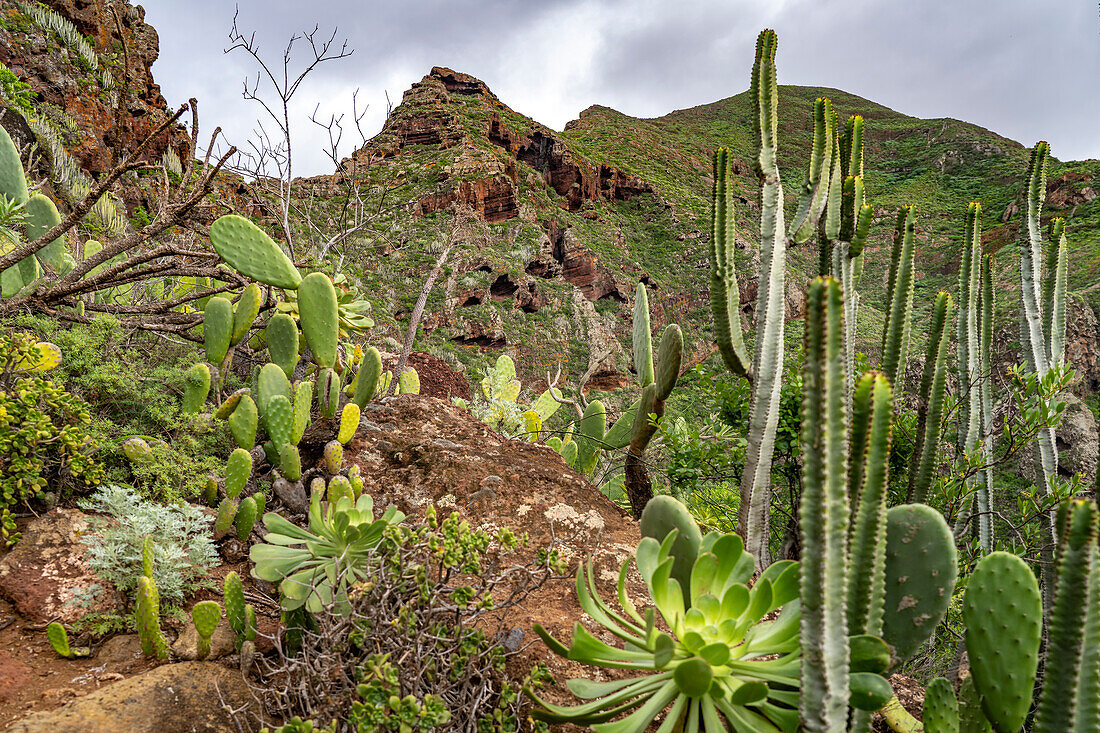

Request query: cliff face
[{"left": 0, "top": 0, "right": 181, "bottom": 178}]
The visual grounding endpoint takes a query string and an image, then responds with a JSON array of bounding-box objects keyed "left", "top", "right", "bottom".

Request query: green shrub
[
  {"left": 78, "top": 484, "right": 218, "bottom": 606},
  {"left": 0, "top": 332, "right": 104, "bottom": 543}
]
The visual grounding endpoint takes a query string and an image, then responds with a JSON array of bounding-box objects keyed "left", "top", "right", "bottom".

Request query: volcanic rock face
[{"left": 0, "top": 0, "right": 182, "bottom": 178}]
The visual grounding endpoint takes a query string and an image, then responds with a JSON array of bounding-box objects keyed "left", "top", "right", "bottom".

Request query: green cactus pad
[
  {"left": 958, "top": 674, "right": 993, "bottom": 733},
  {"left": 191, "top": 600, "right": 222, "bottom": 660},
  {"left": 0, "top": 125, "right": 28, "bottom": 205},
  {"left": 963, "top": 551, "right": 1041, "bottom": 733},
  {"left": 338, "top": 403, "right": 360, "bottom": 445},
  {"left": 209, "top": 214, "right": 301, "bottom": 289},
  {"left": 204, "top": 477, "right": 219, "bottom": 507},
  {"left": 203, "top": 296, "right": 234, "bottom": 365},
  {"left": 215, "top": 498, "right": 238, "bottom": 539},
  {"left": 632, "top": 282, "right": 654, "bottom": 387},
  {"left": 142, "top": 535, "right": 155, "bottom": 579},
  {"left": 136, "top": 576, "right": 168, "bottom": 659},
  {"left": 316, "top": 368, "right": 338, "bottom": 418},
  {"left": 654, "top": 324, "right": 683, "bottom": 401},
  {"left": 882, "top": 504, "right": 957, "bottom": 665},
  {"left": 257, "top": 362, "right": 292, "bottom": 415},
  {"left": 298, "top": 272, "right": 339, "bottom": 368},
  {"left": 266, "top": 313, "right": 300, "bottom": 378},
  {"left": 849, "top": 673, "right": 893, "bottom": 712},
  {"left": 253, "top": 492, "right": 266, "bottom": 516},
  {"left": 603, "top": 399, "right": 638, "bottom": 450},
  {"left": 180, "top": 362, "right": 211, "bottom": 414},
  {"left": 347, "top": 465, "right": 363, "bottom": 498},
  {"left": 25, "top": 193, "right": 64, "bottom": 271},
  {"left": 224, "top": 572, "right": 246, "bottom": 637},
  {"left": 559, "top": 440, "right": 578, "bottom": 467},
  {"left": 264, "top": 394, "right": 294, "bottom": 448},
  {"left": 122, "top": 437, "right": 153, "bottom": 463},
  {"left": 235, "top": 496, "right": 258, "bottom": 541},
  {"left": 323, "top": 440, "right": 343, "bottom": 475},
  {"left": 215, "top": 387, "right": 250, "bottom": 420},
  {"left": 309, "top": 476, "right": 327, "bottom": 501},
  {"left": 291, "top": 381, "right": 312, "bottom": 445},
  {"left": 231, "top": 283, "right": 263, "bottom": 345},
  {"left": 923, "top": 677, "right": 960, "bottom": 733},
  {"left": 279, "top": 443, "right": 302, "bottom": 481},
  {"left": 225, "top": 447, "right": 253, "bottom": 499},
  {"left": 639, "top": 495, "right": 702, "bottom": 602},
  {"left": 399, "top": 367, "right": 420, "bottom": 395},
  {"left": 575, "top": 400, "right": 606, "bottom": 475},
  {"left": 327, "top": 475, "right": 353, "bottom": 505},
  {"left": 46, "top": 621, "right": 71, "bottom": 658},
  {"left": 351, "top": 347, "right": 382, "bottom": 407},
  {"left": 228, "top": 395, "right": 258, "bottom": 450},
  {"left": 244, "top": 605, "right": 257, "bottom": 641}
]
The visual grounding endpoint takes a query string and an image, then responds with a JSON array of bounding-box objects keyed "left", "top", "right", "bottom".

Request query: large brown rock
[
  {"left": 4, "top": 662, "right": 258, "bottom": 733},
  {"left": 0, "top": 509, "right": 124, "bottom": 625}
]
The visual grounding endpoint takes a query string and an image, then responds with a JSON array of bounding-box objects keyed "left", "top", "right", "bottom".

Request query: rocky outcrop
[
  {"left": 1056, "top": 392, "right": 1099, "bottom": 486},
  {"left": 1046, "top": 171, "right": 1097, "bottom": 210},
  {"left": 1066, "top": 295, "right": 1100, "bottom": 394},
  {"left": 4, "top": 662, "right": 258, "bottom": 733}
]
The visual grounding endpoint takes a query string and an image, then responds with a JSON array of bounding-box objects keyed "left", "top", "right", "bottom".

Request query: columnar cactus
[
  {"left": 880, "top": 207, "right": 916, "bottom": 394},
  {"left": 906, "top": 291, "right": 954, "bottom": 502},
  {"left": 191, "top": 600, "right": 222, "bottom": 660},
  {"left": 136, "top": 575, "right": 168, "bottom": 659}
]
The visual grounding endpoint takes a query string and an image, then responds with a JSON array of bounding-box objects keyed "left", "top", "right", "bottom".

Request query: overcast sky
[{"left": 140, "top": 0, "right": 1100, "bottom": 177}]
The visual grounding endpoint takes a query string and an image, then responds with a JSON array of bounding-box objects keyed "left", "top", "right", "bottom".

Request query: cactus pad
[
  {"left": 181, "top": 362, "right": 211, "bottom": 415},
  {"left": 654, "top": 324, "right": 683, "bottom": 401},
  {"left": 191, "top": 600, "right": 222, "bottom": 660},
  {"left": 25, "top": 193, "right": 64, "bottom": 270},
  {"left": 882, "top": 504, "right": 957, "bottom": 664},
  {"left": 204, "top": 477, "right": 219, "bottom": 507},
  {"left": 338, "top": 402, "right": 360, "bottom": 445},
  {"left": 203, "top": 296, "right": 234, "bottom": 365},
  {"left": 225, "top": 447, "right": 253, "bottom": 498},
  {"left": 229, "top": 395, "right": 258, "bottom": 450},
  {"left": 215, "top": 498, "right": 238, "bottom": 539},
  {"left": 46, "top": 622, "right": 72, "bottom": 658},
  {"left": 235, "top": 496, "right": 258, "bottom": 541},
  {"left": 266, "top": 313, "right": 300, "bottom": 378},
  {"left": 279, "top": 443, "right": 302, "bottom": 481},
  {"left": 0, "top": 124, "right": 28, "bottom": 205},
  {"left": 324, "top": 440, "right": 343, "bottom": 475},
  {"left": 224, "top": 572, "right": 246, "bottom": 638},
  {"left": 347, "top": 465, "right": 363, "bottom": 498},
  {"left": 327, "top": 475, "right": 353, "bottom": 505},
  {"left": 215, "top": 387, "right": 250, "bottom": 420},
  {"left": 963, "top": 551, "right": 1041, "bottom": 733},
  {"left": 257, "top": 362, "right": 293, "bottom": 415},
  {"left": 122, "top": 437, "right": 153, "bottom": 463},
  {"left": 136, "top": 576, "right": 168, "bottom": 659},
  {"left": 639, "top": 495, "right": 702, "bottom": 601},
  {"left": 923, "top": 677, "right": 959, "bottom": 733},
  {"left": 264, "top": 394, "right": 294, "bottom": 447},
  {"left": 291, "top": 380, "right": 312, "bottom": 445},
  {"left": 209, "top": 214, "right": 302, "bottom": 289},
  {"left": 231, "top": 283, "right": 262, "bottom": 345},
  {"left": 399, "top": 367, "right": 420, "bottom": 395},
  {"left": 298, "top": 272, "right": 339, "bottom": 368},
  {"left": 351, "top": 347, "right": 382, "bottom": 407}
]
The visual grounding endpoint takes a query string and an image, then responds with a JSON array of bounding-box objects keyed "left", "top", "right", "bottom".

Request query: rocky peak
[{"left": 429, "top": 66, "right": 500, "bottom": 102}]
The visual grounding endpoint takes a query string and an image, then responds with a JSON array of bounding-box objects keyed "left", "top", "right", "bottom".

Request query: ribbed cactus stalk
[
  {"left": 638, "top": 494, "right": 703, "bottom": 603},
  {"left": 203, "top": 296, "right": 234, "bottom": 366},
  {"left": 209, "top": 214, "right": 302, "bottom": 290},
  {"left": 880, "top": 207, "right": 916, "bottom": 393},
  {"left": 136, "top": 575, "right": 168, "bottom": 659},
  {"left": 191, "top": 600, "right": 222, "bottom": 660},
  {"left": 224, "top": 571, "right": 246, "bottom": 639},
  {"left": 338, "top": 403, "right": 360, "bottom": 445},
  {"left": 954, "top": 203, "right": 986, "bottom": 540},
  {"left": 231, "top": 283, "right": 262, "bottom": 346},
  {"left": 181, "top": 363, "right": 211, "bottom": 416},
  {"left": 1018, "top": 142, "right": 1067, "bottom": 541},
  {"left": 228, "top": 394, "right": 258, "bottom": 450},
  {"left": 906, "top": 291, "right": 953, "bottom": 502},
  {"left": 266, "top": 313, "right": 300, "bottom": 378},
  {"left": 298, "top": 272, "right": 339, "bottom": 369},
  {"left": 710, "top": 149, "right": 751, "bottom": 379},
  {"left": 351, "top": 346, "right": 382, "bottom": 407},
  {"left": 799, "top": 276, "right": 850, "bottom": 732}
]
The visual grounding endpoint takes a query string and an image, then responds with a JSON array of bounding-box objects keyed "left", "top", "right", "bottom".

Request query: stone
[
  {"left": 94, "top": 634, "right": 144, "bottom": 668},
  {"left": 1056, "top": 392, "right": 1099, "bottom": 486},
  {"left": 171, "top": 618, "right": 238, "bottom": 661},
  {"left": 0, "top": 509, "right": 125, "bottom": 626},
  {"left": 5, "top": 662, "right": 258, "bottom": 733}
]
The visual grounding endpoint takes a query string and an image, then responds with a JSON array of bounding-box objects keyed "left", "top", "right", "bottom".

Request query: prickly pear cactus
[
  {"left": 347, "top": 464, "right": 363, "bottom": 498},
  {"left": 235, "top": 496, "right": 258, "bottom": 541},
  {"left": 203, "top": 296, "right": 234, "bottom": 366},
  {"left": 229, "top": 395, "right": 259, "bottom": 450},
  {"left": 215, "top": 387, "right": 250, "bottom": 420},
  {"left": 882, "top": 504, "right": 957, "bottom": 664},
  {"left": 266, "top": 313, "right": 300, "bottom": 379},
  {"left": 122, "top": 437, "right": 153, "bottom": 463},
  {"left": 351, "top": 346, "right": 382, "bottom": 407},
  {"left": 215, "top": 498, "right": 238, "bottom": 539},
  {"left": 291, "top": 381, "right": 312, "bottom": 445},
  {"left": 338, "top": 403, "right": 360, "bottom": 445},
  {"left": 279, "top": 443, "right": 302, "bottom": 481},
  {"left": 638, "top": 495, "right": 702, "bottom": 602},
  {"left": 253, "top": 492, "right": 265, "bottom": 517},
  {"left": 224, "top": 571, "right": 246, "bottom": 639},
  {"left": 309, "top": 476, "right": 326, "bottom": 501},
  {"left": 204, "top": 477, "right": 219, "bottom": 507},
  {"left": 327, "top": 475, "right": 353, "bottom": 505},
  {"left": 399, "top": 367, "right": 420, "bottom": 395},
  {"left": 231, "top": 283, "right": 262, "bottom": 345},
  {"left": 225, "top": 448, "right": 253, "bottom": 499},
  {"left": 181, "top": 363, "right": 212, "bottom": 415},
  {"left": 209, "top": 214, "right": 302, "bottom": 290},
  {"left": 323, "top": 440, "right": 343, "bottom": 475},
  {"left": 0, "top": 124, "right": 28, "bottom": 205},
  {"left": 46, "top": 621, "right": 71, "bottom": 658},
  {"left": 191, "top": 600, "right": 222, "bottom": 660},
  {"left": 963, "top": 552, "right": 1042, "bottom": 733},
  {"left": 264, "top": 394, "right": 294, "bottom": 448},
  {"left": 922, "top": 677, "right": 960, "bottom": 733},
  {"left": 26, "top": 193, "right": 64, "bottom": 271},
  {"left": 136, "top": 576, "right": 168, "bottom": 659},
  {"left": 244, "top": 604, "right": 257, "bottom": 642},
  {"left": 141, "top": 535, "right": 155, "bottom": 579},
  {"left": 297, "top": 272, "right": 339, "bottom": 368},
  {"left": 257, "top": 363, "right": 293, "bottom": 415}
]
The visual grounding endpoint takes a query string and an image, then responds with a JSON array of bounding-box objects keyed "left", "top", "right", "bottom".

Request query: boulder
[
  {"left": 171, "top": 619, "right": 238, "bottom": 661},
  {"left": 0, "top": 509, "right": 124, "bottom": 625},
  {"left": 4, "top": 662, "right": 258, "bottom": 733},
  {"left": 1057, "top": 392, "right": 1099, "bottom": 486}
]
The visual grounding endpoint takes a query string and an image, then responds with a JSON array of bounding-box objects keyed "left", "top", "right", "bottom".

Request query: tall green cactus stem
[
  {"left": 142, "top": 535, "right": 155, "bottom": 579},
  {"left": 229, "top": 395, "right": 258, "bottom": 450},
  {"left": 846, "top": 372, "right": 893, "bottom": 640},
  {"left": 224, "top": 571, "right": 246, "bottom": 639},
  {"left": 182, "top": 362, "right": 211, "bottom": 414},
  {"left": 975, "top": 254, "right": 996, "bottom": 553},
  {"left": 881, "top": 504, "right": 957, "bottom": 665},
  {"left": 632, "top": 282, "right": 654, "bottom": 386},
  {"left": 963, "top": 552, "right": 1041, "bottom": 733},
  {"left": 739, "top": 30, "right": 795, "bottom": 569},
  {"left": 231, "top": 283, "right": 263, "bottom": 345},
  {"left": 297, "top": 272, "right": 339, "bottom": 369},
  {"left": 209, "top": 214, "right": 302, "bottom": 289},
  {"left": 1074, "top": 543, "right": 1100, "bottom": 733},
  {"left": 266, "top": 313, "right": 300, "bottom": 378},
  {"left": 25, "top": 193, "right": 64, "bottom": 271},
  {"left": 907, "top": 291, "right": 953, "bottom": 502},
  {"left": 225, "top": 447, "right": 252, "bottom": 499},
  {"left": 291, "top": 381, "right": 312, "bottom": 446},
  {"left": 799, "top": 276, "right": 849, "bottom": 732},
  {"left": 1018, "top": 142, "right": 1062, "bottom": 540},
  {"left": 922, "top": 678, "right": 960, "bottom": 733},
  {"left": 203, "top": 296, "right": 233, "bottom": 366},
  {"left": 338, "top": 403, "right": 360, "bottom": 445},
  {"left": 351, "top": 346, "right": 382, "bottom": 407},
  {"left": 1044, "top": 217, "right": 1068, "bottom": 367},
  {"left": 191, "top": 600, "right": 222, "bottom": 660},
  {"left": 235, "top": 496, "right": 258, "bottom": 541},
  {"left": 788, "top": 97, "right": 836, "bottom": 244},
  {"left": 956, "top": 203, "right": 982, "bottom": 457},
  {"left": 136, "top": 575, "right": 168, "bottom": 659},
  {"left": 709, "top": 148, "right": 750, "bottom": 378},
  {"left": 638, "top": 495, "right": 703, "bottom": 604},
  {"left": 880, "top": 207, "right": 916, "bottom": 393},
  {"left": 0, "top": 125, "right": 28, "bottom": 205},
  {"left": 1033, "top": 499, "right": 1097, "bottom": 733}
]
